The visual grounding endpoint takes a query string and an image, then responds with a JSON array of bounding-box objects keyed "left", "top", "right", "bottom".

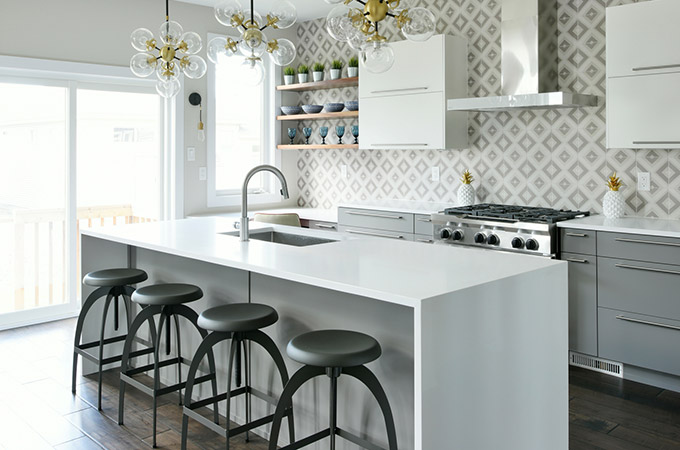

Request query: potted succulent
[
  {"left": 297, "top": 64, "right": 309, "bottom": 83},
  {"left": 312, "top": 63, "right": 325, "bottom": 82},
  {"left": 348, "top": 57, "right": 359, "bottom": 77},
  {"left": 457, "top": 169, "right": 476, "bottom": 206},
  {"left": 330, "top": 60, "right": 343, "bottom": 80},
  {"left": 283, "top": 67, "right": 295, "bottom": 85},
  {"left": 603, "top": 172, "right": 625, "bottom": 218}
]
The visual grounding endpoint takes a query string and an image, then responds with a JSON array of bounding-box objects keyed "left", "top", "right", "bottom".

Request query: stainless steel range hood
[{"left": 448, "top": 0, "right": 600, "bottom": 112}]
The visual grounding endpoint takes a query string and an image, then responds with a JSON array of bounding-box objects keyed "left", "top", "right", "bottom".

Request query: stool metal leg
[
  {"left": 329, "top": 372, "right": 338, "bottom": 450},
  {"left": 224, "top": 336, "right": 239, "bottom": 450},
  {"left": 72, "top": 285, "right": 111, "bottom": 394},
  {"left": 268, "top": 365, "right": 325, "bottom": 450},
  {"left": 96, "top": 291, "right": 115, "bottom": 410},
  {"left": 344, "top": 366, "right": 398, "bottom": 450},
  {"left": 173, "top": 313, "right": 183, "bottom": 405},
  {"left": 243, "top": 338, "right": 250, "bottom": 443},
  {"left": 151, "top": 308, "right": 171, "bottom": 448}
]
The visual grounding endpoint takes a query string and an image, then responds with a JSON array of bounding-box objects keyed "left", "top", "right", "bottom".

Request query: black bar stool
[
  {"left": 118, "top": 283, "right": 218, "bottom": 448},
  {"left": 268, "top": 329, "right": 398, "bottom": 450},
  {"left": 181, "top": 303, "right": 295, "bottom": 450},
  {"left": 72, "top": 268, "right": 148, "bottom": 410}
]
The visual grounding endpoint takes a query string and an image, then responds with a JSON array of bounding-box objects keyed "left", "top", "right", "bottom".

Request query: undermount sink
[{"left": 222, "top": 230, "right": 338, "bottom": 247}]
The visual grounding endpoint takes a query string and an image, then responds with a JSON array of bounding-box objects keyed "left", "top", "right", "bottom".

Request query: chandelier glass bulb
[
  {"left": 130, "top": 0, "right": 207, "bottom": 98},
  {"left": 208, "top": 0, "right": 298, "bottom": 85},
  {"left": 326, "top": 5, "right": 353, "bottom": 41},
  {"left": 401, "top": 7, "right": 436, "bottom": 42},
  {"left": 361, "top": 41, "right": 395, "bottom": 74}
]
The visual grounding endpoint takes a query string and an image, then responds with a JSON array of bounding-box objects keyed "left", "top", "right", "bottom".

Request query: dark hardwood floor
[{"left": 1, "top": 319, "right": 679, "bottom": 449}]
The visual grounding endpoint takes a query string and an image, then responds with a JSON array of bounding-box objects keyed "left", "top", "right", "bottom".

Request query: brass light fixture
[
  {"left": 207, "top": 0, "right": 298, "bottom": 86},
  {"left": 324, "top": 0, "right": 436, "bottom": 73},
  {"left": 130, "top": 0, "right": 207, "bottom": 98}
]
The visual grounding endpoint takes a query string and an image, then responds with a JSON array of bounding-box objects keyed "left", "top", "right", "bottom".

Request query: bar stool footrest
[
  {"left": 337, "top": 428, "right": 387, "bottom": 450},
  {"left": 124, "top": 356, "right": 180, "bottom": 376},
  {"left": 183, "top": 404, "right": 293, "bottom": 439},
  {"left": 279, "top": 429, "right": 332, "bottom": 450},
  {"left": 77, "top": 334, "right": 127, "bottom": 351}
]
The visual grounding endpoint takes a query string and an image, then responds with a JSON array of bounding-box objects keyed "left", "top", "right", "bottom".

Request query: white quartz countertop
[
  {"left": 337, "top": 200, "right": 450, "bottom": 215},
  {"left": 557, "top": 215, "right": 680, "bottom": 239},
  {"left": 82, "top": 218, "right": 563, "bottom": 307}
]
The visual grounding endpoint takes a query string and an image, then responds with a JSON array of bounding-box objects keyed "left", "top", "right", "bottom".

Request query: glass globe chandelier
[
  {"left": 130, "top": 0, "right": 208, "bottom": 98},
  {"left": 324, "top": 0, "right": 436, "bottom": 73},
  {"left": 207, "top": 0, "right": 298, "bottom": 86}
]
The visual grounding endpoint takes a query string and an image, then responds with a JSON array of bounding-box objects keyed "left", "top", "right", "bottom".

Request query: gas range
[{"left": 431, "top": 204, "right": 590, "bottom": 257}]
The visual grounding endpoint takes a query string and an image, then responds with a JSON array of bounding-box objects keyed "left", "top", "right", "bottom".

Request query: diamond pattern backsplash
[{"left": 292, "top": 0, "right": 680, "bottom": 219}]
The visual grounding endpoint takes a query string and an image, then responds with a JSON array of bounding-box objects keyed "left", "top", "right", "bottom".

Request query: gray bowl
[
  {"left": 324, "top": 103, "right": 345, "bottom": 113},
  {"left": 344, "top": 101, "right": 359, "bottom": 111},
  {"left": 281, "top": 105, "right": 303, "bottom": 115},
  {"left": 302, "top": 104, "right": 323, "bottom": 114}
]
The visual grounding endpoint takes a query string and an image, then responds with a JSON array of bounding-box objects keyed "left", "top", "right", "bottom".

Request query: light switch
[
  {"left": 187, "top": 147, "right": 195, "bottom": 162},
  {"left": 431, "top": 166, "right": 440, "bottom": 182},
  {"left": 199, "top": 167, "right": 207, "bottom": 181},
  {"left": 341, "top": 165, "right": 348, "bottom": 178}
]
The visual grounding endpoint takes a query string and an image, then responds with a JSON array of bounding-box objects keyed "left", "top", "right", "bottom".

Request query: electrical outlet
[
  {"left": 341, "top": 164, "right": 348, "bottom": 179},
  {"left": 199, "top": 167, "right": 207, "bottom": 181},
  {"left": 431, "top": 166, "right": 440, "bottom": 182},
  {"left": 187, "top": 147, "right": 195, "bottom": 162},
  {"left": 638, "top": 172, "right": 650, "bottom": 192}
]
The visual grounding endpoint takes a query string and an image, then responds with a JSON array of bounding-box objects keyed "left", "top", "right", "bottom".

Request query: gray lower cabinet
[
  {"left": 337, "top": 207, "right": 436, "bottom": 243},
  {"left": 414, "top": 234, "right": 434, "bottom": 244},
  {"left": 302, "top": 219, "right": 338, "bottom": 231},
  {"left": 337, "top": 225, "right": 415, "bottom": 241},
  {"left": 562, "top": 252, "right": 598, "bottom": 356},
  {"left": 415, "top": 214, "right": 434, "bottom": 236}
]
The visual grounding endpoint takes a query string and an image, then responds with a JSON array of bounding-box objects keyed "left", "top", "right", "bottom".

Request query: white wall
[{"left": 0, "top": 0, "right": 298, "bottom": 216}]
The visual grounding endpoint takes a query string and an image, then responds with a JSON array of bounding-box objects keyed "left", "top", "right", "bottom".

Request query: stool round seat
[
  {"left": 198, "top": 303, "right": 278, "bottom": 332},
  {"left": 83, "top": 268, "right": 148, "bottom": 287},
  {"left": 131, "top": 283, "right": 203, "bottom": 306},
  {"left": 287, "top": 330, "right": 381, "bottom": 368}
]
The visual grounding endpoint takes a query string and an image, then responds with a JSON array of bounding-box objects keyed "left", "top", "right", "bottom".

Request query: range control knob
[
  {"left": 474, "top": 232, "right": 487, "bottom": 244},
  {"left": 452, "top": 229, "right": 464, "bottom": 241},
  {"left": 439, "top": 228, "right": 453, "bottom": 239},
  {"left": 525, "top": 238, "right": 540, "bottom": 251},
  {"left": 487, "top": 234, "right": 500, "bottom": 246},
  {"left": 511, "top": 237, "right": 525, "bottom": 249}
]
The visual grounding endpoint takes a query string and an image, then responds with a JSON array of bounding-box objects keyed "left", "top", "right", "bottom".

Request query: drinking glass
[
  {"left": 287, "top": 127, "right": 296, "bottom": 145},
  {"left": 303, "top": 127, "right": 312, "bottom": 144},
  {"left": 319, "top": 126, "right": 329, "bottom": 145},
  {"left": 335, "top": 125, "right": 345, "bottom": 145},
  {"left": 351, "top": 125, "right": 359, "bottom": 144}
]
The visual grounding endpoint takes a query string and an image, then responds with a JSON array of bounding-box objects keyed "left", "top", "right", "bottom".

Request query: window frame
[{"left": 206, "top": 32, "right": 281, "bottom": 208}]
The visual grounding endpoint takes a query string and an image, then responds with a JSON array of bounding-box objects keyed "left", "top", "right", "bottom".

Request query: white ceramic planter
[
  {"left": 330, "top": 69, "right": 341, "bottom": 80},
  {"left": 284, "top": 75, "right": 294, "bottom": 85},
  {"left": 348, "top": 67, "right": 358, "bottom": 77},
  {"left": 298, "top": 73, "right": 309, "bottom": 83},
  {"left": 312, "top": 71, "right": 324, "bottom": 82}
]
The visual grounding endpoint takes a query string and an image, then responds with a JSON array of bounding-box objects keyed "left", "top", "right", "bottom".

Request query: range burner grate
[{"left": 443, "top": 203, "right": 590, "bottom": 224}]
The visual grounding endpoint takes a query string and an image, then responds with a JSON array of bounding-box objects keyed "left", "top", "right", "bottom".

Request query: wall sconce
[{"left": 188, "top": 92, "right": 205, "bottom": 142}]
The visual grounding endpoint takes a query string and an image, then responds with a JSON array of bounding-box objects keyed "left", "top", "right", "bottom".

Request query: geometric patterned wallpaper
[{"left": 291, "top": 0, "right": 680, "bottom": 219}]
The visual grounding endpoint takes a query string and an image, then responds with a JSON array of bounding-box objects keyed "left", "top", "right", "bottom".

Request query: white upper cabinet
[
  {"left": 607, "top": 0, "right": 680, "bottom": 78},
  {"left": 606, "top": 0, "right": 680, "bottom": 149},
  {"left": 359, "top": 34, "right": 468, "bottom": 150}
]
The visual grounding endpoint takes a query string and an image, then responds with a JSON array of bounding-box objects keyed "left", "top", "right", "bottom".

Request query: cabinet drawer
[
  {"left": 414, "top": 234, "right": 434, "bottom": 244},
  {"left": 597, "top": 232, "right": 680, "bottom": 265},
  {"left": 338, "top": 225, "right": 414, "bottom": 241},
  {"left": 607, "top": 73, "right": 680, "bottom": 149},
  {"left": 560, "top": 228, "right": 596, "bottom": 255},
  {"left": 562, "top": 253, "right": 597, "bottom": 356},
  {"left": 414, "top": 214, "right": 434, "bottom": 236},
  {"left": 607, "top": 0, "right": 680, "bottom": 78},
  {"left": 598, "top": 257, "right": 680, "bottom": 321},
  {"left": 305, "top": 220, "right": 337, "bottom": 231},
  {"left": 598, "top": 307, "right": 680, "bottom": 376},
  {"left": 338, "top": 208, "right": 413, "bottom": 233}
]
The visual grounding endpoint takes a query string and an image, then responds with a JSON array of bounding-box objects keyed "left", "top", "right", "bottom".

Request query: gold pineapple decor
[
  {"left": 606, "top": 172, "right": 623, "bottom": 191},
  {"left": 603, "top": 172, "right": 625, "bottom": 218}
]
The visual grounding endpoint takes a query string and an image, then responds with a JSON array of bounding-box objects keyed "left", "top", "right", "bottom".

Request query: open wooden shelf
[
  {"left": 276, "top": 77, "right": 358, "bottom": 92},
  {"left": 277, "top": 144, "right": 359, "bottom": 150},
  {"left": 277, "top": 110, "right": 359, "bottom": 121}
]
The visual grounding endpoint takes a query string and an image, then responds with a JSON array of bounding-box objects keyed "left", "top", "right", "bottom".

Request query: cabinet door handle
[
  {"left": 416, "top": 238, "right": 434, "bottom": 243},
  {"left": 370, "top": 87, "right": 429, "bottom": 94},
  {"left": 614, "top": 237, "right": 680, "bottom": 248},
  {"left": 416, "top": 218, "right": 432, "bottom": 223},
  {"left": 565, "top": 232, "right": 588, "bottom": 238},
  {"left": 615, "top": 263, "right": 680, "bottom": 276},
  {"left": 566, "top": 258, "right": 589, "bottom": 264},
  {"left": 346, "top": 211, "right": 404, "bottom": 220},
  {"left": 616, "top": 315, "right": 680, "bottom": 332},
  {"left": 632, "top": 141, "right": 680, "bottom": 145},
  {"left": 345, "top": 229, "right": 405, "bottom": 240},
  {"left": 315, "top": 224, "right": 336, "bottom": 230},
  {"left": 632, "top": 63, "right": 680, "bottom": 72},
  {"left": 371, "top": 143, "right": 430, "bottom": 147}
]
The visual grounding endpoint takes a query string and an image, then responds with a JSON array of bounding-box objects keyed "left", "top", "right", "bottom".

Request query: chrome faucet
[{"left": 240, "top": 165, "right": 290, "bottom": 241}]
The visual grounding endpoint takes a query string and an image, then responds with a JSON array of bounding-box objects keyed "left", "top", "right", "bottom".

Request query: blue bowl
[
  {"left": 324, "top": 103, "right": 345, "bottom": 113},
  {"left": 302, "top": 104, "right": 323, "bottom": 114},
  {"left": 344, "top": 101, "right": 359, "bottom": 111},
  {"left": 281, "top": 105, "right": 303, "bottom": 115}
]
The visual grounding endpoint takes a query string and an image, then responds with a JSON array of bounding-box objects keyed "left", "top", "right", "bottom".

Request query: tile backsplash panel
[{"left": 293, "top": 0, "right": 680, "bottom": 219}]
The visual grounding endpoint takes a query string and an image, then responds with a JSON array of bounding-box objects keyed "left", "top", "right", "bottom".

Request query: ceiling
[{"left": 177, "top": 0, "right": 335, "bottom": 21}]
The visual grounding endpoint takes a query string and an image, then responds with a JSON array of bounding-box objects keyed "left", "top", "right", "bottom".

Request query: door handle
[
  {"left": 345, "top": 229, "right": 405, "bottom": 240},
  {"left": 616, "top": 315, "right": 680, "bottom": 332}
]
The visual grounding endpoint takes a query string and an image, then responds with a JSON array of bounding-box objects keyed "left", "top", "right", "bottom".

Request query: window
[{"left": 207, "top": 34, "right": 279, "bottom": 207}]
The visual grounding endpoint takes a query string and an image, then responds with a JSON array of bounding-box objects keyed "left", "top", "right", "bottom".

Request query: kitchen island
[{"left": 80, "top": 217, "right": 568, "bottom": 450}]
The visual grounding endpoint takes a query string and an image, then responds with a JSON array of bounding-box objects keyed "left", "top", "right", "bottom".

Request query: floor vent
[{"left": 569, "top": 352, "right": 623, "bottom": 378}]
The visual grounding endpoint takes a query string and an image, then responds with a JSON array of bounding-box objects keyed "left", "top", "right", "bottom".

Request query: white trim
[
  {"left": 0, "top": 305, "right": 79, "bottom": 332},
  {"left": 66, "top": 81, "right": 78, "bottom": 313}
]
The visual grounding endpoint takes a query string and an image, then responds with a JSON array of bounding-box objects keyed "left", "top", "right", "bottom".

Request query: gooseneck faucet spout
[{"left": 240, "top": 165, "right": 290, "bottom": 241}]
